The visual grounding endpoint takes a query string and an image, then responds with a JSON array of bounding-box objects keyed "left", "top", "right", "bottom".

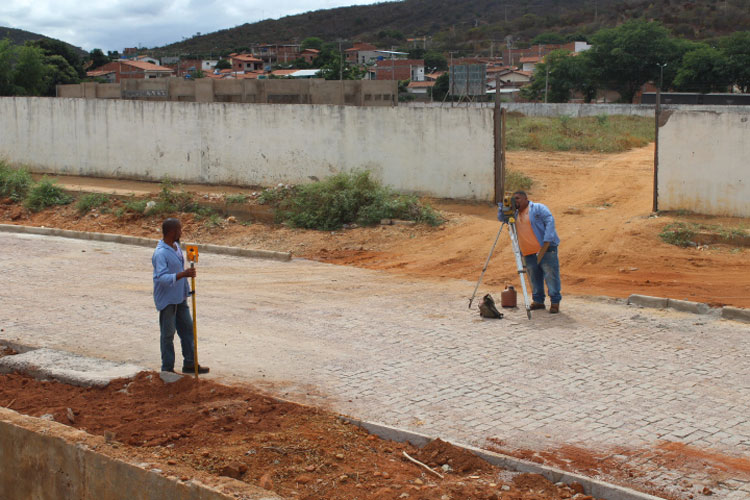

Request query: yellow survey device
[{"left": 186, "top": 245, "right": 199, "bottom": 263}]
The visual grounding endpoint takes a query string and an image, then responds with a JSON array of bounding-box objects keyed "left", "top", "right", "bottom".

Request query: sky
[{"left": 0, "top": 0, "right": 380, "bottom": 53}]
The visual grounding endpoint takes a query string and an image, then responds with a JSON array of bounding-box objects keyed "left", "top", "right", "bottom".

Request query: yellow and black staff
[{"left": 185, "top": 245, "right": 200, "bottom": 379}]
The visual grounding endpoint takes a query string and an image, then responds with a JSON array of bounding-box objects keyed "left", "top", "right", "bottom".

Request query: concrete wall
[
  {"left": 0, "top": 97, "right": 494, "bottom": 200},
  {"left": 0, "top": 408, "right": 278, "bottom": 500},
  {"left": 657, "top": 109, "right": 750, "bottom": 217}
]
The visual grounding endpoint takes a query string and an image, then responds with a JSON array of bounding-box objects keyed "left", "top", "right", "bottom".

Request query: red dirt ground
[{"left": 0, "top": 369, "right": 599, "bottom": 500}]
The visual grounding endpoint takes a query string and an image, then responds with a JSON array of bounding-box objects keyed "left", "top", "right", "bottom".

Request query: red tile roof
[
  {"left": 407, "top": 81, "right": 436, "bottom": 88},
  {"left": 86, "top": 70, "right": 115, "bottom": 77},
  {"left": 346, "top": 43, "right": 377, "bottom": 52},
  {"left": 122, "top": 60, "right": 173, "bottom": 72},
  {"left": 232, "top": 54, "right": 263, "bottom": 63}
]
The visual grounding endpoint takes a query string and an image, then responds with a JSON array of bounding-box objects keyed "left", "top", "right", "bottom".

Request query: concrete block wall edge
[{"left": 342, "top": 417, "right": 665, "bottom": 500}]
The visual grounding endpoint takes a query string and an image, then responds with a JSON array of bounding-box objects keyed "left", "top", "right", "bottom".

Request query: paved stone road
[{"left": 2, "top": 232, "right": 749, "bottom": 499}]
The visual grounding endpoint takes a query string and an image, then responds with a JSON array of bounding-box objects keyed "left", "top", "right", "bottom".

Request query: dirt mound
[
  {"left": 0, "top": 370, "right": 603, "bottom": 500},
  {"left": 415, "top": 438, "right": 488, "bottom": 473}
]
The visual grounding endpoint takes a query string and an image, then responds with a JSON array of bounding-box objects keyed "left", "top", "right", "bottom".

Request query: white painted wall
[
  {"left": 0, "top": 97, "right": 494, "bottom": 200},
  {"left": 658, "top": 109, "right": 750, "bottom": 217}
]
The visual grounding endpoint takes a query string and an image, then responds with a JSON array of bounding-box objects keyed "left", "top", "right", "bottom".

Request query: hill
[
  {"left": 0, "top": 26, "right": 88, "bottom": 58},
  {"left": 153, "top": 0, "right": 750, "bottom": 57}
]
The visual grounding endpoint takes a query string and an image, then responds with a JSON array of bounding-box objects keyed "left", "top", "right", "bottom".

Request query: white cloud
[{"left": 0, "top": 0, "right": 379, "bottom": 52}]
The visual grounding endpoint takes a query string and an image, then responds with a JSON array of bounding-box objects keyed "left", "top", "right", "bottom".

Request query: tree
[
  {"left": 520, "top": 49, "right": 595, "bottom": 102},
  {"left": 301, "top": 37, "right": 324, "bottom": 51},
  {"left": 585, "top": 20, "right": 679, "bottom": 102},
  {"left": 89, "top": 49, "right": 110, "bottom": 70},
  {"left": 429, "top": 73, "right": 449, "bottom": 101},
  {"left": 215, "top": 59, "right": 231, "bottom": 70},
  {"left": 31, "top": 38, "right": 84, "bottom": 77},
  {"left": 0, "top": 39, "right": 15, "bottom": 96},
  {"left": 673, "top": 46, "right": 731, "bottom": 93},
  {"left": 13, "top": 44, "right": 48, "bottom": 96},
  {"left": 424, "top": 51, "right": 447, "bottom": 72},
  {"left": 719, "top": 31, "right": 750, "bottom": 93},
  {"left": 44, "top": 54, "right": 79, "bottom": 95},
  {"left": 408, "top": 48, "right": 426, "bottom": 59}
]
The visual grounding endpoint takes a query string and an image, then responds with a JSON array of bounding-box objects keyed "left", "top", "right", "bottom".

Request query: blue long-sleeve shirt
[
  {"left": 498, "top": 201, "right": 561, "bottom": 247},
  {"left": 152, "top": 240, "right": 191, "bottom": 311}
]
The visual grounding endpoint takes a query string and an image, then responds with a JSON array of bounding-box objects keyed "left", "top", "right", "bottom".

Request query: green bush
[
  {"left": 0, "top": 162, "right": 33, "bottom": 201},
  {"left": 505, "top": 169, "right": 534, "bottom": 193},
  {"left": 150, "top": 178, "right": 198, "bottom": 215},
  {"left": 226, "top": 193, "right": 248, "bottom": 204},
  {"left": 124, "top": 199, "right": 148, "bottom": 214},
  {"left": 270, "top": 171, "right": 443, "bottom": 230},
  {"left": 76, "top": 193, "right": 111, "bottom": 214},
  {"left": 24, "top": 178, "right": 72, "bottom": 212},
  {"left": 659, "top": 222, "right": 697, "bottom": 247}
]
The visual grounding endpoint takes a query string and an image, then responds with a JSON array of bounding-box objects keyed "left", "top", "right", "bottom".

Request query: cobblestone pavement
[{"left": 2, "top": 232, "right": 750, "bottom": 499}]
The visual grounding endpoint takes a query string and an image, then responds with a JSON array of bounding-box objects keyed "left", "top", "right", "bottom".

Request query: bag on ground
[{"left": 479, "top": 294, "right": 503, "bottom": 319}]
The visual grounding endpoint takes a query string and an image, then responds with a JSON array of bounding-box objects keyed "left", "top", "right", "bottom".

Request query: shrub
[
  {"left": 659, "top": 222, "right": 698, "bottom": 247},
  {"left": 0, "top": 162, "right": 33, "bottom": 201},
  {"left": 76, "top": 193, "right": 111, "bottom": 214},
  {"left": 270, "top": 171, "right": 443, "bottom": 230},
  {"left": 24, "top": 178, "right": 72, "bottom": 212},
  {"left": 226, "top": 193, "right": 248, "bottom": 204},
  {"left": 124, "top": 199, "right": 148, "bottom": 214},
  {"left": 505, "top": 169, "right": 534, "bottom": 193}
]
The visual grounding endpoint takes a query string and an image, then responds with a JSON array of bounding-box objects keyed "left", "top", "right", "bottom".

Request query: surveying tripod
[{"left": 468, "top": 195, "right": 532, "bottom": 320}]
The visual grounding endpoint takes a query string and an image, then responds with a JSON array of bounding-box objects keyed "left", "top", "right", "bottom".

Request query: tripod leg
[
  {"left": 469, "top": 223, "right": 505, "bottom": 308},
  {"left": 508, "top": 223, "right": 532, "bottom": 320}
]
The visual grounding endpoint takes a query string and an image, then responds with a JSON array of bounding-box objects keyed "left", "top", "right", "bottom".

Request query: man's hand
[
  {"left": 177, "top": 268, "right": 196, "bottom": 280},
  {"left": 537, "top": 242, "right": 550, "bottom": 264}
]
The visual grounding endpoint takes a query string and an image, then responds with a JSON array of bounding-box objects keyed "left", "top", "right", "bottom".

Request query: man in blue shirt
[
  {"left": 498, "top": 191, "right": 562, "bottom": 313},
  {"left": 152, "top": 218, "right": 209, "bottom": 373}
]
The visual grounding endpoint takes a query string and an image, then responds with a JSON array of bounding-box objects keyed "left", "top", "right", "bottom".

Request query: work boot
[
  {"left": 549, "top": 303, "right": 560, "bottom": 314},
  {"left": 529, "top": 302, "right": 546, "bottom": 311},
  {"left": 182, "top": 364, "right": 210, "bottom": 374}
]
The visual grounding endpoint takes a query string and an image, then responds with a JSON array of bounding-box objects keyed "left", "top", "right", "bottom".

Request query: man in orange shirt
[{"left": 498, "top": 191, "right": 562, "bottom": 313}]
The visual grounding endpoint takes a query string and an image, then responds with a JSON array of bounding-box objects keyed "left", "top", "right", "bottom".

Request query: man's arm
[
  {"left": 538, "top": 205, "right": 558, "bottom": 244},
  {"left": 153, "top": 252, "right": 194, "bottom": 287}
]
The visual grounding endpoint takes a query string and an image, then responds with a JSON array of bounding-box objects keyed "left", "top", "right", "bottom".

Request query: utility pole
[{"left": 544, "top": 64, "right": 549, "bottom": 103}]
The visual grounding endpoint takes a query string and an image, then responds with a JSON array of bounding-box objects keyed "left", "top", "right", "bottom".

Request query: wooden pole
[
  {"left": 653, "top": 87, "right": 660, "bottom": 212},
  {"left": 493, "top": 85, "right": 505, "bottom": 204}
]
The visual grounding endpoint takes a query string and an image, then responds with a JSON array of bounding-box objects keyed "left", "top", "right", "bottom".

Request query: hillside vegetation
[
  {"left": 153, "top": 0, "right": 750, "bottom": 56},
  {"left": 0, "top": 26, "right": 87, "bottom": 58}
]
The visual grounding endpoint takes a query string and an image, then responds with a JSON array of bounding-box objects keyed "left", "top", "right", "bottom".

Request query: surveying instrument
[
  {"left": 468, "top": 193, "right": 532, "bottom": 320},
  {"left": 185, "top": 244, "right": 201, "bottom": 378}
]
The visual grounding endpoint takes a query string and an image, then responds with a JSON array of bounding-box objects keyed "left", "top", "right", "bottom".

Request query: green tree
[
  {"left": 0, "top": 39, "right": 15, "bottom": 96},
  {"left": 215, "top": 58, "right": 231, "bottom": 70},
  {"left": 32, "top": 38, "right": 83, "bottom": 77},
  {"left": 520, "top": 49, "right": 595, "bottom": 102},
  {"left": 673, "top": 46, "right": 731, "bottom": 93},
  {"left": 44, "top": 54, "right": 80, "bottom": 95},
  {"left": 13, "top": 44, "right": 48, "bottom": 95},
  {"left": 586, "top": 20, "right": 679, "bottom": 102},
  {"left": 89, "top": 48, "right": 110, "bottom": 70},
  {"left": 424, "top": 51, "right": 447, "bottom": 72},
  {"left": 301, "top": 37, "right": 324, "bottom": 51},
  {"left": 429, "top": 73, "right": 449, "bottom": 101},
  {"left": 719, "top": 31, "right": 750, "bottom": 93}
]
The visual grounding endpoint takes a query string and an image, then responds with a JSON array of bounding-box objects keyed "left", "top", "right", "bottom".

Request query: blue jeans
[
  {"left": 159, "top": 301, "right": 195, "bottom": 371},
  {"left": 524, "top": 246, "right": 562, "bottom": 305}
]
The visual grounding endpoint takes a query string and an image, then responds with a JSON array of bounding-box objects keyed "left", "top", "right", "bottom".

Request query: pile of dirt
[
  {"left": 0, "top": 369, "right": 604, "bottom": 500},
  {"left": 414, "top": 438, "right": 488, "bottom": 473}
]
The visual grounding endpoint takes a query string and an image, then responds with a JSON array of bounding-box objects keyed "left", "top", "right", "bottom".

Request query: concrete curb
[
  {"left": 627, "top": 295, "right": 668, "bottom": 309},
  {"left": 628, "top": 293, "right": 750, "bottom": 322},
  {"left": 0, "top": 224, "right": 292, "bottom": 262},
  {"left": 722, "top": 306, "right": 750, "bottom": 324},
  {"left": 341, "top": 417, "right": 666, "bottom": 500}
]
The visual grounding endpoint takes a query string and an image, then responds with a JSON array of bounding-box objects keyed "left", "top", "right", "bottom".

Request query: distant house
[
  {"left": 202, "top": 60, "right": 218, "bottom": 71},
  {"left": 407, "top": 80, "right": 435, "bottom": 98},
  {"left": 345, "top": 43, "right": 381, "bottom": 65},
  {"left": 300, "top": 49, "right": 320, "bottom": 65},
  {"left": 134, "top": 55, "right": 160, "bottom": 66},
  {"left": 493, "top": 69, "right": 533, "bottom": 89},
  {"left": 230, "top": 54, "right": 263, "bottom": 73},
  {"left": 96, "top": 60, "right": 174, "bottom": 83},
  {"left": 374, "top": 59, "right": 425, "bottom": 81},
  {"left": 503, "top": 41, "right": 591, "bottom": 68},
  {"left": 85, "top": 70, "right": 116, "bottom": 83},
  {"left": 520, "top": 56, "right": 542, "bottom": 72},
  {"left": 252, "top": 44, "right": 301, "bottom": 65}
]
